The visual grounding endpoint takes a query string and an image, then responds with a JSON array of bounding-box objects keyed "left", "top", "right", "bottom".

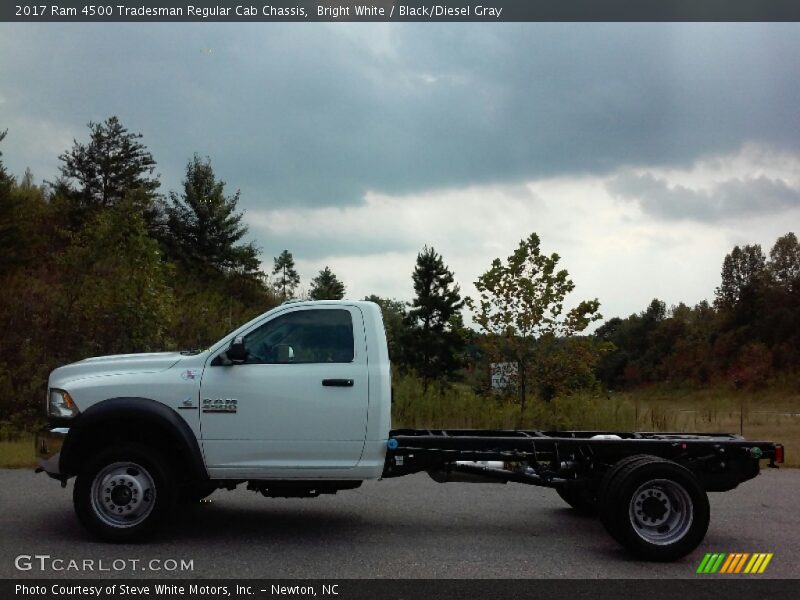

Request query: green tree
[
  {"left": 470, "top": 233, "right": 601, "bottom": 409},
  {"left": 594, "top": 298, "right": 686, "bottom": 389},
  {"left": 402, "top": 246, "right": 465, "bottom": 391},
  {"left": 0, "top": 146, "right": 20, "bottom": 268},
  {"left": 309, "top": 266, "right": 345, "bottom": 300},
  {"left": 57, "top": 198, "right": 174, "bottom": 356},
  {"left": 57, "top": 116, "right": 159, "bottom": 213},
  {"left": 272, "top": 250, "right": 300, "bottom": 300},
  {"left": 0, "top": 169, "right": 54, "bottom": 272},
  {"left": 164, "top": 155, "right": 261, "bottom": 277},
  {"left": 531, "top": 336, "right": 607, "bottom": 401},
  {"left": 594, "top": 317, "right": 628, "bottom": 389},
  {"left": 168, "top": 271, "right": 278, "bottom": 351},
  {"left": 714, "top": 244, "right": 766, "bottom": 309},
  {"left": 768, "top": 232, "right": 800, "bottom": 291},
  {"left": 365, "top": 295, "right": 408, "bottom": 363},
  {"left": 0, "top": 174, "right": 59, "bottom": 424},
  {"left": 762, "top": 233, "right": 800, "bottom": 370}
]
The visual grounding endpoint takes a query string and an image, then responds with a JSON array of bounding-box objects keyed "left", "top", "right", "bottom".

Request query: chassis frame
[{"left": 383, "top": 428, "right": 783, "bottom": 493}]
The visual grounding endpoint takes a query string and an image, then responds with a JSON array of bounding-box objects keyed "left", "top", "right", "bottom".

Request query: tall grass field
[{"left": 392, "top": 375, "right": 800, "bottom": 467}]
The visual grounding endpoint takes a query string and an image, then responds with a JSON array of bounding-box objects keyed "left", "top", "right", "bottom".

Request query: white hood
[{"left": 49, "top": 352, "right": 184, "bottom": 386}]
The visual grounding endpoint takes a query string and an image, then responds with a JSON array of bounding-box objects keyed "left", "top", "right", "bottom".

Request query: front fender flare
[{"left": 60, "top": 397, "right": 207, "bottom": 482}]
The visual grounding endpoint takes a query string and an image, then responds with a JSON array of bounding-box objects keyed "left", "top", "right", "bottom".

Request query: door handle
[{"left": 322, "top": 379, "right": 354, "bottom": 387}]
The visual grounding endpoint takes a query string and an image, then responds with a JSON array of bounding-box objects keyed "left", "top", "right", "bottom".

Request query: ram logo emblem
[{"left": 202, "top": 397, "right": 238, "bottom": 413}]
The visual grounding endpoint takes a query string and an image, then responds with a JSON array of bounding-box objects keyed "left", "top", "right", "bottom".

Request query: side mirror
[{"left": 226, "top": 336, "right": 248, "bottom": 364}]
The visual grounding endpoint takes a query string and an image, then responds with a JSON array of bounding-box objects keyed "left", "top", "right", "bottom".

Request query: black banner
[
  {"left": 4, "top": 579, "right": 799, "bottom": 600},
  {"left": 3, "top": 1, "right": 800, "bottom": 23}
]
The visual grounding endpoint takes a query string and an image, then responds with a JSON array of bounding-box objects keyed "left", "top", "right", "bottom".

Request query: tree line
[
  {"left": 2, "top": 117, "right": 798, "bottom": 428},
  {"left": 595, "top": 234, "right": 800, "bottom": 391}
]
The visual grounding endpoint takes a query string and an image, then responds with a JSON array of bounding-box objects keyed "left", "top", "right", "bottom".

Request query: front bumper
[{"left": 35, "top": 427, "right": 69, "bottom": 477}]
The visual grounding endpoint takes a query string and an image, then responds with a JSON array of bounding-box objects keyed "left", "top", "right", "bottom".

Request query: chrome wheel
[
  {"left": 628, "top": 478, "right": 694, "bottom": 545},
  {"left": 90, "top": 462, "right": 156, "bottom": 528}
]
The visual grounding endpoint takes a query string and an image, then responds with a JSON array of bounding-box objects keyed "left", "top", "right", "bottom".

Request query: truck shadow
[
  {"left": 20, "top": 489, "right": 613, "bottom": 556},
  {"left": 165, "top": 502, "right": 363, "bottom": 543},
  {"left": 163, "top": 498, "right": 613, "bottom": 546}
]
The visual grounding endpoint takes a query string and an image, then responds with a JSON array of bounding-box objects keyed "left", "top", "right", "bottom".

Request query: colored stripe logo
[{"left": 696, "top": 553, "right": 773, "bottom": 574}]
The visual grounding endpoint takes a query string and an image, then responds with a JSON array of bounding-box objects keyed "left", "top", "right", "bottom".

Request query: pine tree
[
  {"left": 403, "top": 246, "right": 465, "bottom": 391},
  {"left": 309, "top": 266, "right": 345, "bottom": 300},
  {"left": 164, "top": 155, "right": 261, "bottom": 277},
  {"left": 57, "top": 116, "right": 159, "bottom": 212},
  {"left": 272, "top": 250, "right": 300, "bottom": 300}
]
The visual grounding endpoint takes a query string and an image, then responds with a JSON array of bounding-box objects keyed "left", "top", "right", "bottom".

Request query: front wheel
[
  {"left": 73, "top": 443, "right": 176, "bottom": 542},
  {"left": 599, "top": 458, "right": 709, "bottom": 561}
]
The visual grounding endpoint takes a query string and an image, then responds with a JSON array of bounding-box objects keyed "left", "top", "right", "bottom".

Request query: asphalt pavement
[{"left": 1, "top": 467, "right": 798, "bottom": 579}]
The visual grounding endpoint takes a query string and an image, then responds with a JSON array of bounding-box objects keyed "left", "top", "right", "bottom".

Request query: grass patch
[
  {"left": 0, "top": 434, "right": 35, "bottom": 469},
  {"left": 392, "top": 375, "right": 800, "bottom": 467},
  {"left": 618, "top": 387, "right": 800, "bottom": 467}
]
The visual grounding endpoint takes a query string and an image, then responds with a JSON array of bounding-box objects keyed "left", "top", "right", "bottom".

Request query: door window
[{"left": 241, "top": 309, "right": 354, "bottom": 364}]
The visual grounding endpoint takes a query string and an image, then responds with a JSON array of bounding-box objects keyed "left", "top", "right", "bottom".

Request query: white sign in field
[{"left": 490, "top": 362, "right": 518, "bottom": 391}]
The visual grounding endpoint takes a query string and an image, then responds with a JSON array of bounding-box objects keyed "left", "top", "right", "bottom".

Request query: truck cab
[
  {"left": 36, "top": 300, "right": 391, "bottom": 540},
  {"left": 196, "top": 300, "right": 390, "bottom": 478}
]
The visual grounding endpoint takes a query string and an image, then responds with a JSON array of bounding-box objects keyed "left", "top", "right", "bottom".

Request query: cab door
[{"left": 198, "top": 305, "right": 369, "bottom": 475}]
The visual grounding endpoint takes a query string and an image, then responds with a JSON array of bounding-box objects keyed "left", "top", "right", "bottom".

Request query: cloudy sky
[{"left": 1, "top": 23, "right": 799, "bottom": 323}]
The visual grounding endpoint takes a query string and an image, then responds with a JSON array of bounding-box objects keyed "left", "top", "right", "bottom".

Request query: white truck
[{"left": 36, "top": 300, "right": 783, "bottom": 561}]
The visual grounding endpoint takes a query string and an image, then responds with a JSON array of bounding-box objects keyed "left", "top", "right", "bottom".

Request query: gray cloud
[
  {"left": 607, "top": 171, "right": 800, "bottom": 222},
  {"left": 252, "top": 226, "right": 415, "bottom": 262},
  {"left": 1, "top": 22, "right": 799, "bottom": 217}
]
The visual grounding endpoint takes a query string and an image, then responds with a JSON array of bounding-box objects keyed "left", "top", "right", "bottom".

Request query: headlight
[{"left": 48, "top": 389, "right": 79, "bottom": 418}]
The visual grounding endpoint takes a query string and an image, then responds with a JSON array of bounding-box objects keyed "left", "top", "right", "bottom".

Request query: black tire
[
  {"left": 178, "top": 482, "right": 216, "bottom": 504},
  {"left": 73, "top": 443, "right": 176, "bottom": 542},
  {"left": 556, "top": 487, "right": 597, "bottom": 515},
  {"left": 598, "top": 454, "right": 663, "bottom": 542},
  {"left": 599, "top": 455, "right": 661, "bottom": 499},
  {"left": 599, "top": 457, "right": 710, "bottom": 561},
  {"left": 556, "top": 456, "right": 660, "bottom": 518}
]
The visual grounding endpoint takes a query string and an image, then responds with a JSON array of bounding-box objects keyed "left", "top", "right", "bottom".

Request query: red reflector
[{"left": 775, "top": 445, "right": 784, "bottom": 464}]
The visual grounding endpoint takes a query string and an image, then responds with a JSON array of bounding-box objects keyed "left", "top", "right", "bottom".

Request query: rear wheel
[
  {"left": 74, "top": 443, "right": 176, "bottom": 542},
  {"left": 598, "top": 455, "right": 662, "bottom": 542},
  {"left": 599, "top": 457, "right": 709, "bottom": 561}
]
